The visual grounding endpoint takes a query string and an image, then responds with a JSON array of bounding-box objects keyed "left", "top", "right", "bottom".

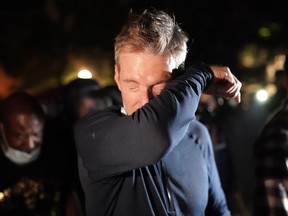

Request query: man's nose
[
  {"left": 139, "top": 90, "right": 154, "bottom": 107},
  {"left": 23, "top": 136, "right": 37, "bottom": 153}
]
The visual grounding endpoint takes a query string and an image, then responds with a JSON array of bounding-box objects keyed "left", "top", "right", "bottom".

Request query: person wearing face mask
[
  {"left": 0, "top": 91, "right": 83, "bottom": 216},
  {"left": 0, "top": 94, "right": 44, "bottom": 166},
  {"left": 0, "top": 91, "right": 44, "bottom": 164}
]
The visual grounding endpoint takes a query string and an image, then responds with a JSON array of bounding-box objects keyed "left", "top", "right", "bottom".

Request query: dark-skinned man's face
[{"left": 1, "top": 113, "right": 44, "bottom": 153}]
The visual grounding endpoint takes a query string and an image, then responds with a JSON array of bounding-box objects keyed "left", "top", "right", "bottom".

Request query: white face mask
[{"left": 0, "top": 126, "right": 41, "bottom": 165}]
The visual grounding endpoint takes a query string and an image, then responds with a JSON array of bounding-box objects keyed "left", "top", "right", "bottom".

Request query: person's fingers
[
  {"left": 222, "top": 67, "right": 234, "bottom": 83},
  {"left": 205, "top": 65, "right": 242, "bottom": 104},
  {"left": 234, "top": 92, "right": 241, "bottom": 103},
  {"left": 225, "top": 76, "right": 241, "bottom": 94},
  {"left": 225, "top": 76, "right": 242, "bottom": 103},
  {"left": 214, "top": 75, "right": 242, "bottom": 103}
]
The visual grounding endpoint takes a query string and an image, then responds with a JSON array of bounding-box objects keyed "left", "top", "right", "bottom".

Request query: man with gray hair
[{"left": 75, "top": 9, "right": 241, "bottom": 216}]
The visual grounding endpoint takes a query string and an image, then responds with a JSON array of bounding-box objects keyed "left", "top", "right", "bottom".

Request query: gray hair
[{"left": 114, "top": 9, "right": 189, "bottom": 69}]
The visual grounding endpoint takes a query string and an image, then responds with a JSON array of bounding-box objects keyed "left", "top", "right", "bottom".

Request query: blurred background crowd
[{"left": 0, "top": 0, "right": 287, "bottom": 215}]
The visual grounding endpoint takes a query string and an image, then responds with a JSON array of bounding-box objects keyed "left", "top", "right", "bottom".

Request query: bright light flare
[
  {"left": 78, "top": 69, "right": 92, "bottom": 79},
  {"left": 255, "top": 89, "right": 269, "bottom": 102}
]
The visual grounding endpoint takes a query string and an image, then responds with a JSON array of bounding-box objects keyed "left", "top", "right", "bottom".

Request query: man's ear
[{"left": 114, "top": 64, "right": 121, "bottom": 91}]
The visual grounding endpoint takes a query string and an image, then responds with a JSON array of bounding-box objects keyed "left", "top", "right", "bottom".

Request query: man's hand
[{"left": 205, "top": 66, "right": 242, "bottom": 103}]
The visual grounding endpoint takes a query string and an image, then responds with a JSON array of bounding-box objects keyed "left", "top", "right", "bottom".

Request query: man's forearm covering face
[{"left": 74, "top": 63, "right": 213, "bottom": 181}]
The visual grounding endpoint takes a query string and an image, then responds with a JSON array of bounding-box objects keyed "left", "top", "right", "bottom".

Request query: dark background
[
  {"left": 0, "top": 0, "right": 287, "bottom": 91},
  {"left": 0, "top": 0, "right": 287, "bottom": 213}
]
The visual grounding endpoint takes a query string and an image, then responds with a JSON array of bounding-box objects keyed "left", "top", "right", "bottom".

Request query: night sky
[{"left": 0, "top": 0, "right": 287, "bottom": 89}]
